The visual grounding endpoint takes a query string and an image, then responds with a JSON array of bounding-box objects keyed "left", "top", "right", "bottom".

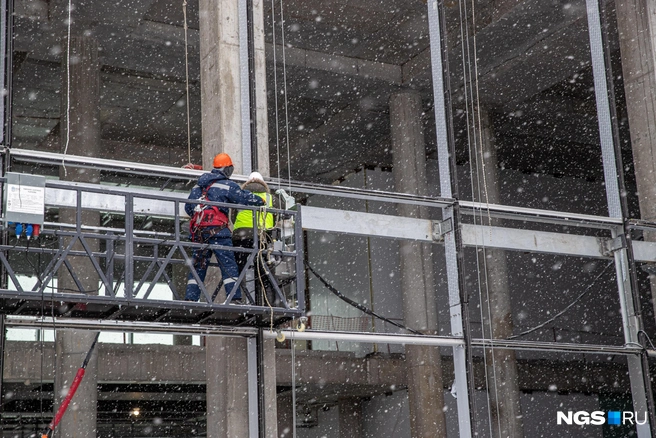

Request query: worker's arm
[
  {"left": 223, "top": 180, "right": 265, "bottom": 206},
  {"left": 184, "top": 185, "right": 202, "bottom": 216}
]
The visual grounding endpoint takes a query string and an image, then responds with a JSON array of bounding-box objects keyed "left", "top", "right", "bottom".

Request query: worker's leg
[
  {"left": 232, "top": 235, "right": 254, "bottom": 273},
  {"left": 185, "top": 248, "right": 211, "bottom": 301},
  {"left": 213, "top": 236, "right": 241, "bottom": 300}
]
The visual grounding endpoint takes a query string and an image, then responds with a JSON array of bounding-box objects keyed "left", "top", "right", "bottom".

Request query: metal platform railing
[{"left": 0, "top": 176, "right": 305, "bottom": 327}]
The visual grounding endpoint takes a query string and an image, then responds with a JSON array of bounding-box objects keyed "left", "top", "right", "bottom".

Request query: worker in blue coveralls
[{"left": 184, "top": 153, "right": 264, "bottom": 303}]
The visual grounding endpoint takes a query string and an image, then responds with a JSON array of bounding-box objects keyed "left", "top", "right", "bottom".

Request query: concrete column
[
  {"left": 252, "top": 0, "right": 270, "bottom": 177},
  {"left": 277, "top": 394, "right": 294, "bottom": 438},
  {"left": 198, "top": 0, "right": 269, "bottom": 174},
  {"left": 55, "top": 34, "right": 100, "bottom": 438},
  {"left": 172, "top": 263, "right": 192, "bottom": 345},
  {"left": 206, "top": 336, "right": 249, "bottom": 437},
  {"left": 615, "top": 0, "right": 656, "bottom": 322},
  {"left": 470, "top": 109, "right": 524, "bottom": 438},
  {"left": 390, "top": 90, "right": 446, "bottom": 438},
  {"left": 54, "top": 331, "right": 99, "bottom": 438},
  {"left": 338, "top": 397, "right": 363, "bottom": 438},
  {"left": 262, "top": 335, "right": 278, "bottom": 438},
  {"left": 199, "top": 0, "right": 273, "bottom": 436}
]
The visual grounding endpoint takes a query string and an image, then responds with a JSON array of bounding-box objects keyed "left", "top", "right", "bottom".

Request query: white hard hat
[{"left": 248, "top": 171, "right": 264, "bottom": 182}]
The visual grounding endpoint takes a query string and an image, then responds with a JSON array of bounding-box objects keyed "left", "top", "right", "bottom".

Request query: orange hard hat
[{"left": 213, "top": 153, "right": 233, "bottom": 168}]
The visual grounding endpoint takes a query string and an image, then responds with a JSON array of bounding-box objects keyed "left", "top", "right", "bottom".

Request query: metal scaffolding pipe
[{"left": 4, "top": 318, "right": 650, "bottom": 357}]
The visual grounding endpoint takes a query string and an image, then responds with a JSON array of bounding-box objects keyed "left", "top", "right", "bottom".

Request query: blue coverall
[{"left": 184, "top": 169, "right": 264, "bottom": 302}]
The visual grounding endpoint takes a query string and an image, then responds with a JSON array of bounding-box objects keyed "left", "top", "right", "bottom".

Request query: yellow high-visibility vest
[{"left": 233, "top": 192, "right": 274, "bottom": 230}]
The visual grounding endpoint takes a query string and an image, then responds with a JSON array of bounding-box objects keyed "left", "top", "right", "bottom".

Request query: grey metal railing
[{"left": 0, "top": 176, "right": 305, "bottom": 327}]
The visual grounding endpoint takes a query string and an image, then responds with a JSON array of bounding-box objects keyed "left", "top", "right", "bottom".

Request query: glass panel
[
  {"left": 462, "top": 248, "right": 623, "bottom": 345},
  {"left": 11, "top": 0, "right": 202, "bottom": 166},
  {"left": 631, "top": 257, "right": 656, "bottom": 345},
  {"left": 266, "top": 1, "right": 431, "bottom": 196},
  {"left": 306, "top": 233, "right": 450, "bottom": 353},
  {"left": 472, "top": 347, "right": 641, "bottom": 437},
  {"left": 445, "top": 1, "right": 609, "bottom": 215}
]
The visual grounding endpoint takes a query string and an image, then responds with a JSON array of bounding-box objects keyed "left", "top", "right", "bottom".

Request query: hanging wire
[
  {"left": 509, "top": 262, "right": 614, "bottom": 339},
  {"left": 270, "top": 0, "right": 282, "bottom": 183},
  {"left": 305, "top": 261, "right": 422, "bottom": 335},
  {"left": 291, "top": 328, "right": 297, "bottom": 438},
  {"left": 279, "top": 0, "right": 292, "bottom": 192},
  {"left": 62, "top": 0, "right": 73, "bottom": 177},
  {"left": 457, "top": 0, "right": 498, "bottom": 434},
  {"left": 182, "top": 0, "right": 192, "bottom": 164}
]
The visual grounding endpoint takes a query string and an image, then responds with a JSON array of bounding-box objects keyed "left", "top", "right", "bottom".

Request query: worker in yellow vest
[{"left": 232, "top": 172, "right": 278, "bottom": 304}]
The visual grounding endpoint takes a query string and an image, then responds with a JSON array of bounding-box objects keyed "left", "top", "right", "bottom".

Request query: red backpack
[{"left": 189, "top": 186, "right": 229, "bottom": 241}]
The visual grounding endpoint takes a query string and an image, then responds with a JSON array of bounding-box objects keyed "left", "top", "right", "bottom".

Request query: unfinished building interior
[{"left": 1, "top": 0, "right": 656, "bottom": 437}]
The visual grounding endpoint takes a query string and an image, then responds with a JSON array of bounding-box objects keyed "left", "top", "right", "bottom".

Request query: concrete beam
[
  {"left": 2, "top": 341, "right": 634, "bottom": 396},
  {"left": 20, "top": 138, "right": 201, "bottom": 168},
  {"left": 267, "top": 43, "right": 402, "bottom": 84}
]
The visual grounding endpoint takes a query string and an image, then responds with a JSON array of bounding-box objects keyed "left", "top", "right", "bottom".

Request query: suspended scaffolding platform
[{"left": 0, "top": 172, "right": 305, "bottom": 328}]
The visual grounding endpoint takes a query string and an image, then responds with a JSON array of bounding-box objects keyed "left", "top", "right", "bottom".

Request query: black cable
[
  {"left": 508, "top": 261, "right": 614, "bottom": 340},
  {"left": 639, "top": 330, "right": 656, "bottom": 351},
  {"left": 304, "top": 260, "right": 422, "bottom": 335}
]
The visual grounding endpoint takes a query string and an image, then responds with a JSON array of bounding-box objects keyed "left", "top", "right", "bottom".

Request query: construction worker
[
  {"left": 232, "top": 172, "right": 279, "bottom": 303},
  {"left": 184, "top": 153, "right": 264, "bottom": 303}
]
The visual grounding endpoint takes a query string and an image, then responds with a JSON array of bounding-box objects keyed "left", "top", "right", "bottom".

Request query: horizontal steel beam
[
  {"left": 267, "top": 329, "right": 464, "bottom": 347},
  {"left": 5, "top": 317, "right": 647, "bottom": 356},
  {"left": 10, "top": 150, "right": 641, "bottom": 225},
  {"left": 301, "top": 207, "right": 656, "bottom": 261},
  {"left": 9, "top": 149, "right": 455, "bottom": 208},
  {"left": 26, "top": 181, "right": 656, "bottom": 261},
  {"left": 16, "top": 149, "right": 656, "bottom": 228},
  {"left": 270, "top": 330, "right": 645, "bottom": 356},
  {"left": 460, "top": 200, "right": 623, "bottom": 227},
  {"left": 5, "top": 316, "right": 258, "bottom": 337},
  {"left": 460, "top": 224, "right": 608, "bottom": 258},
  {"left": 301, "top": 206, "right": 434, "bottom": 241}
]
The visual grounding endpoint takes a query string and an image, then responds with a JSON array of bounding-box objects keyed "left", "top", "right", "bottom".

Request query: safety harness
[{"left": 189, "top": 185, "right": 229, "bottom": 242}]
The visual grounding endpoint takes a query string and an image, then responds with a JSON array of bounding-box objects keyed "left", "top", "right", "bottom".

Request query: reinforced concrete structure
[{"left": 1, "top": 0, "right": 656, "bottom": 437}]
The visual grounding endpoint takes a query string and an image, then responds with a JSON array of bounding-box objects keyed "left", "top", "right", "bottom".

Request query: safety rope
[
  {"left": 182, "top": 0, "right": 192, "bottom": 164},
  {"left": 61, "top": 0, "right": 73, "bottom": 177},
  {"left": 270, "top": 0, "right": 281, "bottom": 185},
  {"left": 254, "top": 204, "right": 275, "bottom": 332},
  {"left": 457, "top": 0, "right": 496, "bottom": 434},
  {"left": 279, "top": 0, "right": 292, "bottom": 192}
]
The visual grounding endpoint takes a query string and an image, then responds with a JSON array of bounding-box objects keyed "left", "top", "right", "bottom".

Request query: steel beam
[
  {"left": 39, "top": 182, "right": 656, "bottom": 263},
  {"left": 247, "top": 337, "right": 259, "bottom": 438},
  {"left": 427, "top": 0, "right": 474, "bottom": 436},
  {"left": 587, "top": 0, "right": 654, "bottom": 435},
  {"left": 0, "top": 314, "right": 5, "bottom": 434},
  {"left": 460, "top": 224, "right": 610, "bottom": 258}
]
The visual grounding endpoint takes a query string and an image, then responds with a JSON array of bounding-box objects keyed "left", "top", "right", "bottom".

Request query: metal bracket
[
  {"left": 600, "top": 235, "right": 626, "bottom": 257},
  {"left": 432, "top": 218, "right": 453, "bottom": 242}
]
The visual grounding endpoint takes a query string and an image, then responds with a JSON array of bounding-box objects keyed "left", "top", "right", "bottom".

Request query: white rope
[
  {"left": 270, "top": 0, "right": 282, "bottom": 183},
  {"left": 255, "top": 204, "right": 275, "bottom": 330},
  {"left": 457, "top": 0, "right": 498, "bottom": 435},
  {"left": 182, "top": 0, "right": 192, "bottom": 164},
  {"left": 291, "top": 328, "right": 297, "bottom": 438},
  {"left": 62, "top": 0, "right": 73, "bottom": 177},
  {"left": 279, "top": 0, "right": 292, "bottom": 192}
]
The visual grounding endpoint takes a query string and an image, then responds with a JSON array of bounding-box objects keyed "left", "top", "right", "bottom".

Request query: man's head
[
  {"left": 213, "top": 153, "right": 234, "bottom": 178},
  {"left": 247, "top": 172, "right": 264, "bottom": 183}
]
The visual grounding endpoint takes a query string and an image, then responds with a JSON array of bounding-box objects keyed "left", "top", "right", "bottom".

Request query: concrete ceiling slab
[{"left": 8, "top": 0, "right": 620, "bottom": 184}]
